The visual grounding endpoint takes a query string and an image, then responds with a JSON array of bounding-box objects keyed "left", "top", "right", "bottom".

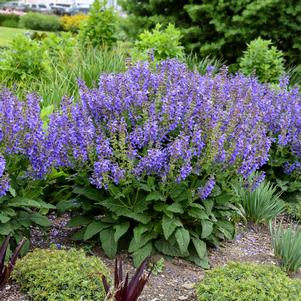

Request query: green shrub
[
  {"left": 286, "top": 200, "right": 301, "bottom": 221},
  {"left": 133, "top": 23, "right": 184, "bottom": 61},
  {"left": 239, "top": 37, "right": 285, "bottom": 83},
  {"left": 19, "top": 12, "right": 62, "bottom": 31},
  {"left": 13, "top": 248, "right": 110, "bottom": 301},
  {"left": 270, "top": 223, "right": 301, "bottom": 272},
  {"left": 232, "top": 177, "right": 285, "bottom": 224},
  {"left": 79, "top": 0, "right": 118, "bottom": 47},
  {"left": 0, "top": 35, "right": 50, "bottom": 87},
  {"left": 196, "top": 262, "right": 301, "bottom": 301},
  {"left": 0, "top": 14, "right": 20, "bottom": 27}
]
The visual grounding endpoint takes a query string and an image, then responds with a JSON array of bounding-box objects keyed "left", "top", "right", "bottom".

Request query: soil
[{"left": 0, "top": 215, "right": 296, "bottom": 301}]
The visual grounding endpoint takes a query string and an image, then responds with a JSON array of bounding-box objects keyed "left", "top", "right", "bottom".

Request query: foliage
[
  {"left": 184, "top": 54, "right": 224, "bottom": 74},
  {"left": 0, "top": 235, "right": 25, "bottom": 288},
  {"left": 151, "top": 258, "right": 165, "bottom": 275},
  {"left": 196, "top": 261, "right": 301, "bottom": 301},
  {"left": 133, "top": 23, "right": 184, "bottom": 61},
  {"left": 239, "top": 38, "right": 285, "bottom": 83},
  {"left": 79, "top": 0, "right": 118, "bottom": 47},
  {"left": 232, "top": 176, "right": 285, "bottom": 224},
  {"left": 270, "top": 223, "right": 301, "bottom": 272},
  {"left": 60, "top": 14, "right": 89, "bottom": 33},
  {"left": 19, "top": 12, "right": 62, "bottom": 32},
  {"left": 13, "top": 247, "right": 110, "bottom": 301},
  {"left": 0, "top": 35, "right": 50, "bottom": 86},
  {"left": 286, "top": 200, "right": 301, "bottom": 221},
  {"left": 120, "top": 0, "right": 301, "bottom": 66},
  {"left": 102, "top": 258, "right": 151, "bottom": 301},
  {"left": 0, "top": 14, "right": 20, "bottom": 28}
]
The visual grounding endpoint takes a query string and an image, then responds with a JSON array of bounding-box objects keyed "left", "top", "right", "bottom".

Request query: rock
[
  {"left": 178, "top": 295, "right": 188, "bottom": 300},
  {"left": 182, "top": 283, "right": 194, "bottom": 290}
]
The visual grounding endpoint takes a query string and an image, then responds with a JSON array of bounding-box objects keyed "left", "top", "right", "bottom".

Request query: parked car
[
  {"left": 50, "top": 3, "right": 74, "bottom": 15},
  {"left": 1, "top": 1, "right": 25, "bottom": 11},
  {"left": 25, "top": 3, "right": 52, "bottom": 13}
]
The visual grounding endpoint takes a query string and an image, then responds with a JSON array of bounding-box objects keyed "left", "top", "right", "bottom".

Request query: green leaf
[
  {"left": 146, "top": 191, "right": 164, "bottom": 201},
  {"left": 84, "top": 221, "right": 110, "bottom": 241},
  {"left": 8, "top": 197, "right": 44, "bottom": 208},
  {"left": 73, "top": 186, "right": 102, "bottom": 201},
  {"left": 56, "top": 199, "right": 81, "bottom": 211},
  {"left": 30, "top": 213, "right": 51, "bottom": 227},
  {"left": 129, "top": 232, "right": 157, "bottom": 253},
  {"left": 175, "top": 227, "right": 190, "bottom": 254},
  {"left": 9, "top": 186, "right": 16, "bottom": 197},
  {"left": 0, "top": 214, "right": 10, "bottom": 223},
  {"left": 203, "top": 200, "right": 214, "bottom": 215},
  {"left": 215, "top": 220, "right": 235, "bottom": 240},
  {"left": 188, "top": 251, "right": 210, "bottom": 269},
  {"left": 188, "top": 204, "right": 209, "bottom": 219},
  {"left": 162, "top": 215, "right": 178, "bottom": 240},
  {"left": 155, "top": 239, "right": 189, "bottom": 257},
  {"left": 66, "top": 216, "right": 92, "bottom": 228},
  {"left": 71, "top": 228, "right": 85, "bottom": 241},
  {"left": 192, "top": 237, "right": 207, "bottom": 259},
  {"left": 167, "top": 203, "right": 184, "bottom": 213},
  {"left": 170, "top": 183, "right": 188, "bottom": 202},
  {"left": 133, "top": 225, "right": 149, "bottom": 243},
  {"left": 114, "top": 222, "right": 130, "bottom": 242},
  {"left": 99, "top": 228, "right": 117, "bottom": 258},
  {"left": 0, "top": 223, "right": 13, "bottom": 235},
  {"left": 132, "top": 242, "right": 152, "bottom": 267},
  {"left": 201, "top": 220, "right": 214, "bottom": 238}
]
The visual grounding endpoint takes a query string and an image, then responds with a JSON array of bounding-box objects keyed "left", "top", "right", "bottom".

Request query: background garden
[{"left": 1, "top": 0, "right": 301, "bottom": 300}]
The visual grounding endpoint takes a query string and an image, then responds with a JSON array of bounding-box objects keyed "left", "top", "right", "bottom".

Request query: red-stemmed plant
[
  {"left": 102, "top": 258, "right": 152, "bottom": 301},
  {"left": 0, "top": 235, "right": 26, "bottom": 289}
]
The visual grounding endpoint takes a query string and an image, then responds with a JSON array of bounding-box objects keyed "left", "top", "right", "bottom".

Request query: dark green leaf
[
  {"left": 162, "top": 215, "right": 178, "bottom": 240},
  {"left": 132, "top": 242, "right": 152, "bottom": 267},
  {"left": 30, "top": 213, "right": 51, "bottom": 227},
  {"left": 99, "top": 228, "right": 117, "bottom": 258},
  {"left": 167, "top": 203, "right": 184, "bottom": 213},
  {"left": 201, "top": 220, "right": 213, "bottom": 238},
  {"left": 192, "top": 237, "right": 207, "bottom": 258},
  {"left": 66, "top": 216, "right": 92, "bottom": 228},
  {"left": 84, "top": 221, "right": 110, "bottom": 241},
  {"left": 146, "top": 191, "right": 164, "bottom": 201},
  {"left": 175, "top": 227, "right": 190, "bottom": 254},
  {"left": 114, "top": 222, "right": 130, "bottom": 242}
]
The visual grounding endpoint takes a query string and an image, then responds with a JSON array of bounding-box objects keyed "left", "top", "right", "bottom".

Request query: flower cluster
[{"left": 1, "top": 60, "right": 301, "bottom": 199}]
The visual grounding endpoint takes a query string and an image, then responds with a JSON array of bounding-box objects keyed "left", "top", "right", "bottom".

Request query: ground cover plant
[
  {"left": 196, "top": 261, "right": 301, "bottom": 301},
  {"left": 12, "top": 247, "right": 110, "bottom": 300}
]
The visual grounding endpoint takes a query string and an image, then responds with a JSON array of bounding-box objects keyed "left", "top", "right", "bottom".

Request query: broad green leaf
[
  {"left": 0, "top": 214, "right": 10, "bottom": 223},
  {"left": 201, "top": 220, "right": 213, "bottom": 238},
  {"left": 0, "top": 222, "right": 13, "bottom": 235},
  {"left": 30, "top": 213, "right": 51, "bottom": 227},
  {"left": 66, "top": 216, "right": 92, "bottom": 228},
  {"left": 175, "top": 227, "right": 190, "bottom": 254},
  {"left": 132, "top": 242, "right": 152, "bottom": 267},
  {"left": 167, "top": 203, "right": 184, "bottom": 213},
  {"left": 146, "top": 191, "right": 164, "bottom": 201},
  {"left": 9, "top": 186, "right": 16, "bottom": 197},
  {"left": 155, "top": 239, "right": 189, "bottom": 257},
  {"left": 133, "top": 224, "right": 149, "bottom": 243},
  {"left": 84, "top": 221, "right": 110, "bottom": 241},
  {"left": 99, "top": 228, "right": 117, "bottom": 258},
  {"left": 192, "top": 237, "right": 207, "bottom": 258},
  {"left": 203, "top": 200, "right": 214, "bottom": 215},
  {"left": 188, "top": 205, "right": 209, "bottom": 219},
  {"left": 162, "top": 215, "right": 178, "bottom": 240},
  {"left": 215, "top": 220, "right": 235, "bottom": 240},
  {"left": 8, "top": 197, "right": 43, "bottom": 208},
  {"left": 114, "top": 222, "right": 130, "bottom": 242},
  {"left": 170, "top": 183, "right": 188, "bottom": 202},
  {"left": 188, "top": 251, "right": 210, "bottom": 269},
  {"left": 73, "top": 186, "right": 102, "bottom": 201},
  {"left": 129, "top": 232, "right": 157, "bottom": 253},
  {"left": 56, "top": 199, "right": 81, "bottom": 211},
  {"left": 71, "top": 228, "right": 85, "bottom": 241}
]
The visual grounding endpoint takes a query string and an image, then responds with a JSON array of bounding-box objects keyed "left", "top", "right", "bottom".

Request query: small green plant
[
  {"left": 102, "top": 258, "right": 151, "bottom": 301},
  {"left": 151, "top": 257, "right": 165, "bottom": 275},
  {"left": 286, "top": 200, "right": 301, "bottom": 221},
  {"left": 13, "top": 247, "right": 110, "bottom": 301},
  {"left": 133, "top": 23, "right": 184, "bottom": 61},
  {"left": 232, "top": 178, "right": 285, "bottom": 224},
  {"left": 196, "top": 261, "right": 301, "bottom": 301},
  {"left": 0, "top": 235, "right": 25, "bottom": 288},
  {"left": 79, "top": 0, "right": 119, "bottom": 47},
  {"left": 19, "top": 12, "right": 62, "bottom": 31},
  {"left": 239, "top": 37, "right": 285, "bottom": 83},
  {"left": 270, "top": 223, "right": 301, "bottom": 272}
]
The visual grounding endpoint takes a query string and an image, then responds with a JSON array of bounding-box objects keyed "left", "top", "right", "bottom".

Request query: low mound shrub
[
  {"left": 12, "top": 248, "right": 110, "bottom": 301},
  {"left": 19, "top": 12, "right": 62, "bottom": 31},
  {"left": 0, "top": 14, "right": 20, "bottom": 28},
  {"left": 60, "top": 14, "right": 88, "bottom": 33},
  {"left": 196, "top": 262, "right": 301, "bottom": 301}
]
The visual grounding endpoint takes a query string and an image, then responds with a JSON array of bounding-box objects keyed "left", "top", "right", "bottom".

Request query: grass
[{"left": 0, "top": 26, "right": 49, "bottom": 47}]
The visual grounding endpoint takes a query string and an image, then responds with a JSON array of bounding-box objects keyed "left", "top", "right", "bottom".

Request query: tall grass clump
[
  {"left": 232, "top": 176, "right": 285, "bottom": 224},
  {"left": 270, "top": 223, "right": 301, "bottom": 272}
]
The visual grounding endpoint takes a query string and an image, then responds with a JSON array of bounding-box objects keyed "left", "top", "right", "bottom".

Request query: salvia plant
[
  {"left": 0, "top": 235, "right": 25, "bottom": 288},
  {"left": 102, "top": 258, "right": 151, "bottom": 301},
  {"left": 1, "top": 60, "right": 301, "bottom": 265},
  {"left": 270, "top": 223, "right": 301, "bottom": 272}
]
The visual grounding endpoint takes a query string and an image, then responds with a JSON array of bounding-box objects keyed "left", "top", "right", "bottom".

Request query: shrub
[
  {"left": 0, "top": 35, "right": 50, "bottom": 86},
  {"left": 19, "top": 12, "right": 62, "bottom": 31},
  {"left": 13, "top": 248, "right": 110, "bottom": 301},
  {"left": 0, "top": 14, "right": 19, "bottom": 28},
  {"left": 133, "top": 23, "right": 184, "bottom": 61},
  {"left": 270, "top": 223, "right": 301, "bottom": 272},
  {"left": 232, "top": 176, "right": 285, "bottom": 224},
  {"left": 196, "top": 262, "right": 301, "bottom": 301},
  {"left": 60, "top": 14, "right": 89, "bottom": 33},
  {"left": 239, "top": 37, "right": 285, "bottom": 83},
  {"left": 79, "top": 0, "right": 118, "bottom": 47},
  {"left": 286, "top": 200, "right": 301, "bottom": 221}
]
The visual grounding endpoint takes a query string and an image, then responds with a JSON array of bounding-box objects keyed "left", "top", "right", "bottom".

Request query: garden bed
[{"left": 1, "top": 214, "right": 297, "bottom": 301}]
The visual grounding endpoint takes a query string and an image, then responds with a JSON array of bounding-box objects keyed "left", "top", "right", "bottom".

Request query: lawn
[{"left": 0, "top": 26, "right": 48, "bottom": 47}]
